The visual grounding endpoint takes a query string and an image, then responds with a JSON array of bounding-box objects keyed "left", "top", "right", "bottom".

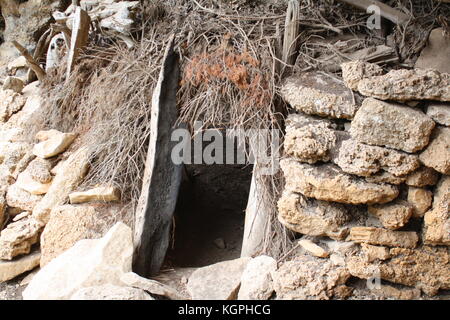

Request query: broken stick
[
  {"left": 26, "top": 28, "right": 52, "bottom": 82},
  {"left": 12, "top": 41, "right": 46, "bottom": 82},
  {"left": 337, "top": 0, "right": 409, "bottom": 25}
]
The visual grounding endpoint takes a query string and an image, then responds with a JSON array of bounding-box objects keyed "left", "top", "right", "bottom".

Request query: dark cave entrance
[{"left": 165, "top": 163, "right": 253, "bottom": 268}]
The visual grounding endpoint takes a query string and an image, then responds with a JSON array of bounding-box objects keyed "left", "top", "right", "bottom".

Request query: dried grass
[
  {"left": 36, "top": 29, "right": 166, "bottom": 208},
  {"left": 390, "top": 0, "right": 450, "bottom": 65},
  {"left": 175, "top": 2, "right": 287, "bottom": 134},
  {"left": 179, "top": 43, "right": 277, "bottom": 133}
]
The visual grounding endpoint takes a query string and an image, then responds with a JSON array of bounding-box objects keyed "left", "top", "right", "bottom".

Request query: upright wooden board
[
  {"left": 66, "top": 6, "right": 90, "bottom": 79},
  {"left": 133, "top": 35, "right": 182, "bottom": 277},
  {"left": 241, "top": 164, "right": 271, "bottom": 258}
]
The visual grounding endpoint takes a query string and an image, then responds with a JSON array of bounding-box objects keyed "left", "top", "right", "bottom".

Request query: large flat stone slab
[
  {"left": 415, "top": 28, "right": 450, "bottom": 74},
  {"left": 423, "top": 176, "right": 450, "bottom": 246},
  {"left": 350, "top": 98, "right": 435, "bottom": 153},
  {"left": 357, "top": 68, "right": 450, "bottom": 102},
  {"left": 281, "top": 159, "right": 399, "bottom": 205},
  {"left": 0, "top": 249, "right": 40, "bottom": 283},
  {"left": 187, "top": 257, "right": 251, "bottom": 300},
  {"left": 348, "top": 227, "right": 418, "bottom": 248},
  {"left": 23, "top": 222, "right": 133, "bottom": 300},
  {"left": 427, "top": 103, "right": 450, "bottom": 127},
  {"left": 281, "top": 73, "right": 359, "bottom": 119},
  {"left": 133, "top": 35, "right": 182, "bottom": 277},
  {"left": 277, "top": 191, "right": 350, "bottom": 240},
  {"left": 419, "top": 126, "right": 450, "bottom": 174},
  {"left": 0, "top": 216, "right": 42, "bottom": 260},
  {"left": 347, "top": 246, "right": 450, "bottom": 296}
]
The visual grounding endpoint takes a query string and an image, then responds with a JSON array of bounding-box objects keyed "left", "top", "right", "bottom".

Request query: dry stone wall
[{"left": 278, "top": 60, "right": 450, "bottom": 298}]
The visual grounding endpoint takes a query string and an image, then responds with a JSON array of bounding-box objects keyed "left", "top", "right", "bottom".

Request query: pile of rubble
[
  {"left": 276, "top": 47, "right": 449, "bottom": 297},
  {"left": 0, "top": 75, "right": 128, "bottom": 283},
  {"left": 0, "top": 0, "right": 136, "bottom": 288}
]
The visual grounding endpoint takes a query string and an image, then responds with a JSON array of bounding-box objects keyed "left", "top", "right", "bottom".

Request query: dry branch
[
  {"left": 336, "top": 0, "right": 410, "bottom": 25},
  {"left": 26, "top": 29, "right": 52, "bottom": 82},
  {"left": 12, "top": 41, "right": 46, "bottom": 81},
  {"left": 282, "top": 0, "right": 300, "bottom": 67}
]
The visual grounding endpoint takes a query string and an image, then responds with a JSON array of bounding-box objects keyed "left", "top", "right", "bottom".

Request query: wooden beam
[
  {"left": 12, "top": 41, "right": 46, "bottom": 82},
  {"left": 282, "top": 0, "right": 301, "bottom": 67},
  {"left": 241, "top": 163, "right": 271, "bottom": 257},
  {"left": 337, "top": 0, "right": 409, "bottom": 25},
  {"left": 66, "top": 6, "right": 90, "bottom": 79},
  {"left": 133, "top": 34, "right": 182, "bottom": 277},
  {"left": 26, "top": 28, "right": 52, "bottom": 82}
]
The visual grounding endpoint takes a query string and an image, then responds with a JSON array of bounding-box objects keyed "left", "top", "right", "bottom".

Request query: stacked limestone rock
[
  {"left": 0, "top": 76, "right": 123, "bottom": 284},
  {"left": 0, "top": 0, "right": 138, "bottom": 290},
  {"left": 276, "top": 61, "right": 449, "bottom": 298}
]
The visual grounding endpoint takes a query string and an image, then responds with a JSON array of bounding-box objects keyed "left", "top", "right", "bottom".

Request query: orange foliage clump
[{"left": 182, "top": 45, "right": 271, "bottom": 109}]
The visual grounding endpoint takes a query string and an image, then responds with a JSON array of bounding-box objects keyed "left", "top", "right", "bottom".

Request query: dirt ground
[{"left": 0, "top": 269, "right": 35, "bottom": 300}]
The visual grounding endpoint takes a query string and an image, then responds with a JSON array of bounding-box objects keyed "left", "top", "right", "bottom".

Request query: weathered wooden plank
[
  {"left": 11, "top": 41, "right": 46, "bottom": 82},
  {"left": 241, "top": 163, "right": 271, "bottom": 258},
  {"left": 282, "top": 0, "right": 300, "bottom": 67},
  {"left": 133, "top": 34, "right": 182, "bottom": 277},
  {"left": 66, "top": 6, "right": 90, "bottom": 79},
  {"left": 337, "top": 0, "right": 409, "bottom": 25}
]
